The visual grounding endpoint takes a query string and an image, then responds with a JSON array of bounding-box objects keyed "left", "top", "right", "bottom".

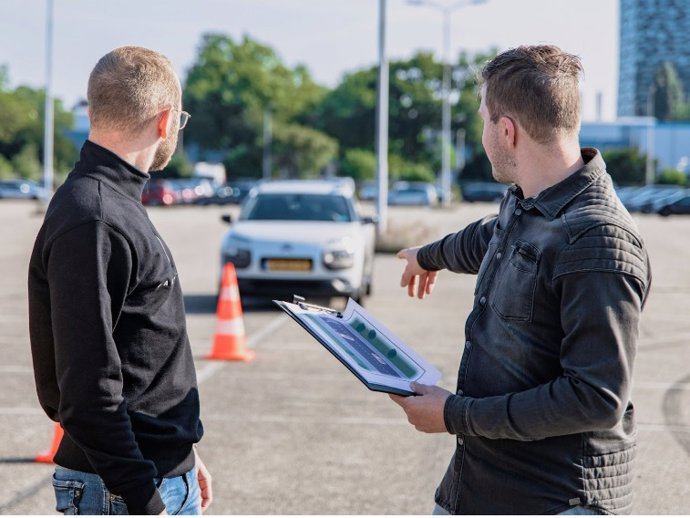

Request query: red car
[{"left": 142, "top": 179, "right": 176, "bottom": 206}]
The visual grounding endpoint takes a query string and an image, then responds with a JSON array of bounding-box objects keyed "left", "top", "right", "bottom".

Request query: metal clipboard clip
[{"left": 292, "top": 295, "right": 343, "bottom": 318}]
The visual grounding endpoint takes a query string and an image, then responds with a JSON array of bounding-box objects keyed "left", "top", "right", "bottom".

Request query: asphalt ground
[{"left": 0, "top": 199, "right": 688, "bottom": 514}]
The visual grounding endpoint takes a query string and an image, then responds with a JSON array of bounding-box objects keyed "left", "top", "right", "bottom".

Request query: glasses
[
  {"left": 178, "top": 110, "right": 191, "bottom": 130},
  {"left": 170, "top": 108, "right": 191, "bottom": 130}
]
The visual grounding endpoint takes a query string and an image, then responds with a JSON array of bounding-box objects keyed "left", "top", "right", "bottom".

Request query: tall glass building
[{"left": 618, "top": 0, "right": 690, "bottom": 117}]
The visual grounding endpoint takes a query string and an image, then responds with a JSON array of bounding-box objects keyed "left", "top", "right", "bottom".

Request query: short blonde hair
[{"left": 87, "top": 46, "right": 180, "bottom": 132}]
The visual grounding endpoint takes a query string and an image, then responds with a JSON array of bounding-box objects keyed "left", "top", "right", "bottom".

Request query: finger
[
  {"left": 396, "top": 249, "right": 408, "bottom": 260},
  {"left": 425, "top": 271, "right": 438, "bottom": 294},
  {"left": 407, "top": 275, "right": 417, "bottom": 298},
  {"left": 417, "top": 274, "right": 427, "bottom": 299},
  {"left": 400, "top": 268, "right": 411, "bottom": 288},
  {"left": 411, "top": 382, "right": 432, "bottom": 395}
]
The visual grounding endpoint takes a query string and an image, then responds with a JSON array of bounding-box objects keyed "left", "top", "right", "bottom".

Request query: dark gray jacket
[{"left": 417, "top": 149, "right": 651, "bottom": 514}]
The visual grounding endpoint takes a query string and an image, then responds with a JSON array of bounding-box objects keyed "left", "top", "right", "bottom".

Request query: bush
[
  {"left": 0, "top": 154, "right": 13, "bottom": 179},
  {"left": 11, "top": 144, "right": 42, "bottom": 181},
  {"left": 601, "top": 148, "right": 648, "bottom": 186},
  {"left": 339, "top": 148, "right": 376, "bottom": 182},
  {"left": 657, "top": 169, "right": 687, "bottom": 186}
]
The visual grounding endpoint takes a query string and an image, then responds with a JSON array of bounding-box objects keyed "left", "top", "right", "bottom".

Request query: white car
[
  {"left": 220, "top": 179, "right": 376, "bottom": 302},
  {"left": 387, "top": 181, "right": 438, "bottom": 206}
]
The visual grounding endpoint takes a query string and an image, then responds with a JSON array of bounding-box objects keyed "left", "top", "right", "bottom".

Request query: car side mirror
[
  {"left": 361, "top": 215, "right": 378, "bottom": 225},
  {"left": 221, "top": 214, "right": 233, "bottom": 225}
]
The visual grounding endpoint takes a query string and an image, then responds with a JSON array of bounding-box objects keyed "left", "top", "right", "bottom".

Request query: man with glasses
[{"left": 28, "top": 47, "right": 211, "bottom": 515}]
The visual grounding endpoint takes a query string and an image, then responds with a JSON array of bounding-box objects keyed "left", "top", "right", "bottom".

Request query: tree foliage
[
  {"left": 0, "top": 74, "right": 76, "bottom": 179},
  {"left": 602, "top": 148, "right": 648, "bottom": 186},
  {"left": 183, "top": 33, "right": 332, "bottom": 177},
  {"left": 338, "top": 148, "right": 377, "bottom": 182}
]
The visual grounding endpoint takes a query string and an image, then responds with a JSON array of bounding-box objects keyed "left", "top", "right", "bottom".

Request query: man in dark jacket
[
  {"left": 28, "top": 46, "right": 211, "bottom": 515},
  {"left": 392, "top": 45, "right": 651, "bottom": 514}
]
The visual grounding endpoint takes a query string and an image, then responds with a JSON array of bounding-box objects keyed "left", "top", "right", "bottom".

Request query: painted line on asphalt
[
  {"left": 637, "top": 423, "right": 690, "bottom": 434},
  {"left": 634, "top": 381, "right": 690, "bottom": 391},
  {"left": 195, "top": 314, "right": 288, "bottom": 385},
  {"left": 203, "top": 413, "right": 408, "bottom": 427},
  {"left": 0, "top": 366, "right": 33, "bottom": 374},
  {"left": 0, "top": 407, "right": 43, "bottom": 415},
  {"left": 0, "top": 474, "right": 53, "bottom": 514}
]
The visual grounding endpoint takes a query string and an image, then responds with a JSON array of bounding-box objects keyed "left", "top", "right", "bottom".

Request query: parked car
[
  {"left": 0, "top": 179, "right": 50, "bottom": 200},
  {"left": 197, "top": 179, "right": 260, "bottom": 206},
  {"left": 656, "top": 191, "right": 690, "bottom": 216},
  {"left": 461, "top": 182, "right": 509, "bottom": 203},
  {"left": 621, "top": 184, "right": 684, "bottom": 213},
  {"left": 141, "top": 179, "right": 176, "bottom": 206},
  {"left": 387, "top": 181, "right": 437, "bottom": 206},
  {"left": 219, "top": 179, "right": 376, "bottom": 302},
  {"left": 358, "top": 181, "right": 378, "bottom": 201}
]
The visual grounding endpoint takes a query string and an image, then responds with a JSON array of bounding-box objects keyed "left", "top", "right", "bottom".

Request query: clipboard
[{"left": 274, "top": 296, "right": 441, "bottom": 396}]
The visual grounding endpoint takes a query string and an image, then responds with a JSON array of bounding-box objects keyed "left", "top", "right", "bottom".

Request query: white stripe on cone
[
  {"left": 220, "top": 285, "right": 240, "bottom": 301},
  {"left": 216, "top": 318, "right": 245, "bottom": 336}
]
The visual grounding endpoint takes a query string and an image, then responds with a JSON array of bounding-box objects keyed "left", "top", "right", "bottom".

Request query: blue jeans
[
  {"left": 432, "top": 504, "right": 600, "bottom": 515},
  {"left": 52, "top": 466, "right": 201, "bottom": 515}
]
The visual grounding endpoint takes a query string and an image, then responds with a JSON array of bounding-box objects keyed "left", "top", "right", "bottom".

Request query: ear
[
  {"left": 158, "top": 108, "right": 173, "bottom": 139},
  {"left": 499, "top": 116, "right": 517, "bottom": 148}
]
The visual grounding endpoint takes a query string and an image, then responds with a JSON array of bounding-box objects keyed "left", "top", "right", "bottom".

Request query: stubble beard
[{"left": 150, "top": 120, "right": 180, "bottom": 172}]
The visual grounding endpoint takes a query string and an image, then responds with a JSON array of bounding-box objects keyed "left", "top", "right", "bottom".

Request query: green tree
[
  {"left": 183, "top": 33, "right": 331, "bottom": 177},
  {"left": 306, "top": 49, "right": 495, "bottom": 178},
  {"left": 339, "top": 148, "right": 377, "bottom": 182},
  {"left": 458, "top": 151, "right": 493, "bottom": 182},
  {"left": 272, "top": 123, "right": 338, "bottom": 178},
  {"left": 651, "top": 62, "right": 685, "bottom": 121},
  {"left": 0, "top": 78, "right": 76, "bottom": 178},
  {"left": 11, "top": 143, "right": 42, "bottom": 180},
  {"left": 0, "top": 153, "right": 13, "bottom": 179},
  {"left": 602, "top": 148, "right": 648, "bottom": 186}
]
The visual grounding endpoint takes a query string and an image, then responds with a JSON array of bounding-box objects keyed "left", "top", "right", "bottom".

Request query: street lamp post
[
  {"left": 43, "top": 0, "right": 55, "bottom": 196},
  {"left": 407, "top": 0, "right": 486, "bottom": 207},
  {"left": 375, "top": 0, "right": 389, "bottom": 236}
]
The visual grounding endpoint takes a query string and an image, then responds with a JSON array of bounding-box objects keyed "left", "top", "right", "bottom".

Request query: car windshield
[{"left": 242, "top": 193, "right": 354, "bottom": 222}]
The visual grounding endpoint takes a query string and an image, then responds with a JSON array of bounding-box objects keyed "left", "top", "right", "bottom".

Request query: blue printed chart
[{"left": 275, "top": 298, "right": 441, "bottom": 395}]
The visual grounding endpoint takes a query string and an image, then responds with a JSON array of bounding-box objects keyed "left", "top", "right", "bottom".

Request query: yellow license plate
[{"left": 266, "top": 259, "right": 312, "bottom": 271}]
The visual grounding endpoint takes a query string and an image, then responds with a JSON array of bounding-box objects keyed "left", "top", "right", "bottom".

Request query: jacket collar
[
  {"left": 510, "top": 148, "right": 606, "bottom": 220},
  {"left": 74, "top": 140, "right": 151, "bottom": 201}
]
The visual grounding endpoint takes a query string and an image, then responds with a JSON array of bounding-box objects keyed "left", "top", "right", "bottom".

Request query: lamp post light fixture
[{"left": 407, "top": 0, "right": 486, "bottom": 207}]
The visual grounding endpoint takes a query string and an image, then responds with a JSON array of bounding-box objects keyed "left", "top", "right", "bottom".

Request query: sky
[{"left": 0, "top": 0, "right": 619, "bottom": 121}]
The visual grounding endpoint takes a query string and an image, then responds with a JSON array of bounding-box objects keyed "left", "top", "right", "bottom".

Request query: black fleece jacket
[{"left": 28, "top": 140, "right": 203, "bottom": 515}]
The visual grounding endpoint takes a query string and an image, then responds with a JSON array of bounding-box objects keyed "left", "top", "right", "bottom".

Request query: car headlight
[
  {"left": 323, "top": 249, "right": 355, "bottom": 270},
  {"left": 223, "top": 245, "right": 252, "bottom": 269}
]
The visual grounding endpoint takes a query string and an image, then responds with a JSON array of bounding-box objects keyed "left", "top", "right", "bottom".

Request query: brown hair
[
  {"left": 87, "top": 46, "right": 180, "bottom": 132},
  {"left": 481, "top": 45, "right": 583, "bottom": 144}
]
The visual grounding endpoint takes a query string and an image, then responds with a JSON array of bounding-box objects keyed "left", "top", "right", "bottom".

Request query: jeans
[
  {"left": 432, "top": 504, "right": 600, "bottom": 515},
  {"left": 52, "top": 466, "right": 201, "bottom": 515}
]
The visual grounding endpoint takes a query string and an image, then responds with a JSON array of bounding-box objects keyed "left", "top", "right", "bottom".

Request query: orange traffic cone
[
  {"left": 35, "top": 423, "right": 64, "bottom": 463},
  {"left": 206, "top": 263, "right": 255, "bottom": 362}
]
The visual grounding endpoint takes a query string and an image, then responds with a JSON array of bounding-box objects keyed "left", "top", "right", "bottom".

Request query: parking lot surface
[{"left": 0, "top": 199, "right": 688, "bottom": 514}]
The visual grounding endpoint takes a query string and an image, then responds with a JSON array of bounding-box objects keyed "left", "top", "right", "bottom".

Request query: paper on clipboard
[{"left": 273, "top": 297, "right": 441, "bottom": 396}]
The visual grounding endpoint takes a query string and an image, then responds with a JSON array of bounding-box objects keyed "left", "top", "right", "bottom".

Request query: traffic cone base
[
  {"left": 206, "top": 263, "right": 255, "bottom": 362},
  {"left": 35, "top": 423, "right": 63, "bottom": 464}
]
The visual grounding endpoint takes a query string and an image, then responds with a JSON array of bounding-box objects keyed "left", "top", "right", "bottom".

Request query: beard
[
  {"left": 488, "top": 130, "right": 517, "bottom": 184},
  {"left": 150, "top": 120, "right": 180, "bottom": 172}
]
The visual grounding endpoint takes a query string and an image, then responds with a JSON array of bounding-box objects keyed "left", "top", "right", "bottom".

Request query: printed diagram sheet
[{"left": 275, "top": 297, "right": 441, "bottom": 395}]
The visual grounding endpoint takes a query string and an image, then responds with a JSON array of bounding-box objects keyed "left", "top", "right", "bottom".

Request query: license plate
[{"left": 265, "top": 259, "right": 312, "bottom": 271}]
